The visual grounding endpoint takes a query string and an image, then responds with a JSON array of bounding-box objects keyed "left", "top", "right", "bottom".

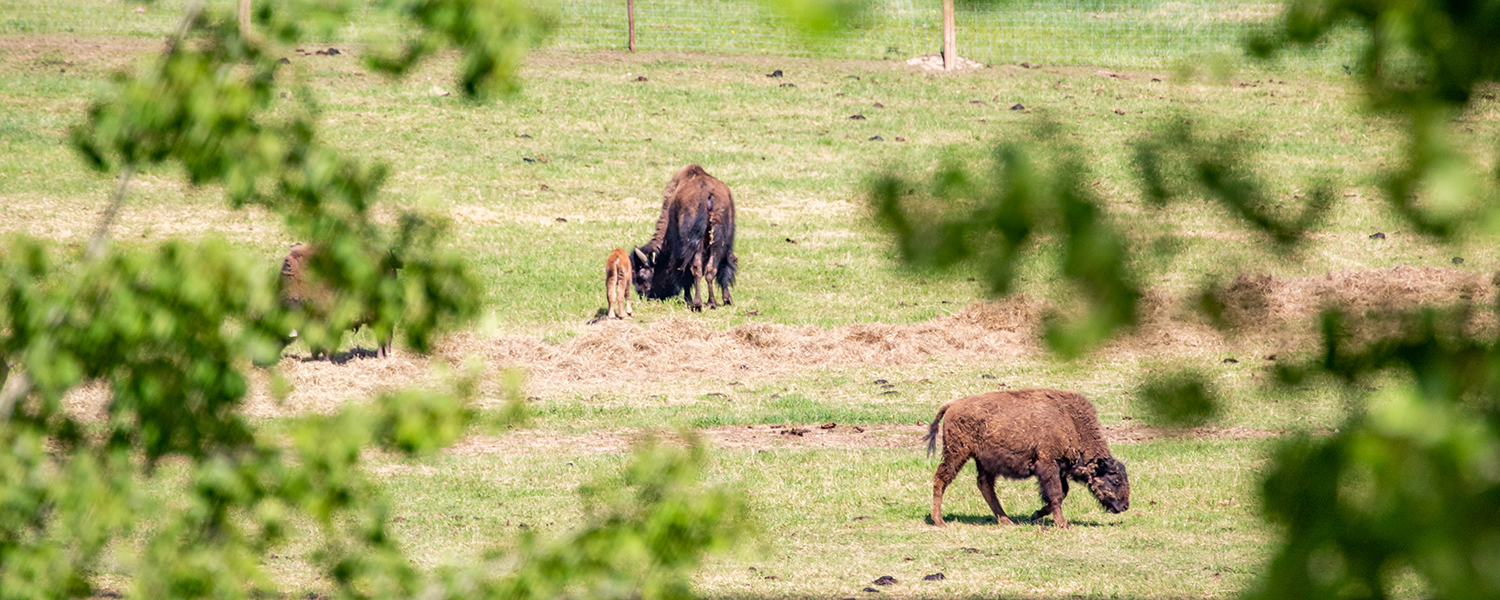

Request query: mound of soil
[
  {"left": 61, "top": 266, "right": 1491, "bottom": 420},
  {"left": 1211, "top": 266, "right": 1497, "bottom": 349},
  {"left": 1217, "top": 266, "right": 1492, "bottom": 325},
  {"left": 905, "top": 54, "right": 985, "bottom": 72},
  {"left": 437, "top": 296, "right": 1042, "bottom": 400}
]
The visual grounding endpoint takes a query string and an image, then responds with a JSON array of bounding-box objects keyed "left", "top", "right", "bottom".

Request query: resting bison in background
[
  {"left": 924, "top": 388, "right": 1130, "bottom": 528},
  {"left": 632, "top": 164, "right": 736, "bottom": 311},
  {"left": 604, "top": 247, "right": 633, "bottom": 319},
  {"left": 280, "top": 242, "right": 393, "bottom": 358}
]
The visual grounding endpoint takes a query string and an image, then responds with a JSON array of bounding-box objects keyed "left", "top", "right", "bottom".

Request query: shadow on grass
[
  {"left": 706, "top": 591, "right": 1181, "bottom": 600},
  {"left": 289, "top": 346, "right": 383, "bottom": 364},
  {"left": 926, "top": 513, "right": 1117, "bottom": 528},
  {"left": 584, "top": 307, "right": 617, "bottom": 325}
]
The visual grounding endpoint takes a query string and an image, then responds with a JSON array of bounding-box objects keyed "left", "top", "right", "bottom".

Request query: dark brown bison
[
  {"left": 631, "top": 164, "right": 736, "bottom": 311},
  {"left": 924, "top": 388, "right": 1129, "bottom": 528},
  {"left": 280, "top": 242, "right": 393, "bottom": 358},
  {"left": 605, "top": 247, "right": 633, "bottom": 319}
]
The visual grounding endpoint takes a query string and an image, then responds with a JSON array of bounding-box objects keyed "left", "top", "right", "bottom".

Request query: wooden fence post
[
  {"left": 628, "top": 0, "right": 636, "bottom": 52},
  {"left": 239, "top": 0, "right": 254, "bottom": 40},
  {"left": 942, "top": 0, "right": 956, "bottom": 70}
]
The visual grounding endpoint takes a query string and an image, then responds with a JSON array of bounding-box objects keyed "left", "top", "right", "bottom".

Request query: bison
[
  {"left": 632, "top": 164, "right": 736, "bottom": 311},
  {"left": 924, "top": 388, "right": 1129, "bottom": 528},
  {"left": 280, "top": 242, "right": 393, "bottom": 358},
  {"left": 605, "top": 247, "right": 633, "bottom": 319}
]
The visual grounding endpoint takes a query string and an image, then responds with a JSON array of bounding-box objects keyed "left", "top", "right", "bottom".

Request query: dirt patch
[
  {"left": 0, "top": 192, "right": 289, "bottom": 248},
  {"left": 1213, "top": 266, "right": 1496, "bottom": 344},
  {"left": 437, "top": 297, "right": 1042, "bottom": 402},
  {"left": 445, "top": 422, "right": 1299, "bottom": 457},
  {"left": 241, "top": 349, "right": 440, "bottom": 417},
  {"left": 1110, "top": 266, "right": 1498, "bottom": 364},
  {"left": 905, "top": 54, "right": 986, "bottom": 73},
  {"left": 0, "top": 34, "right": 160, "bottom": 73},
  {"left": 58, "top": 267, "right": 1495, "bottom": 418},
  {"left": 1218, "top": 266, "right": 1491, "bottom": 322}
]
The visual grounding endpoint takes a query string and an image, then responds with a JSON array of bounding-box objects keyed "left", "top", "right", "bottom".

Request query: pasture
[{"left": 0, "top": 20, "right": 1481, "bottom": 598}]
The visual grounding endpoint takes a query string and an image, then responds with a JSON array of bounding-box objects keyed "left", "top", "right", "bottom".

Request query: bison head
[
  {"left": 630, "top": 247, "right": 656, "bottom": 298},
  {"left": 1085, "top": 457, "right": 1130, "bottom": 514}
]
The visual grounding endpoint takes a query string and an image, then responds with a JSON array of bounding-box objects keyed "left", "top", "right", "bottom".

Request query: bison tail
[
  {"left": 674, "top": 206, "right": 709, "bottom": 274},
  {"left": 923, "top": 403, "right": 950, "bottom": 458},
  {"left": 718, "top": 253, "right": 737, "bottom": 289}
]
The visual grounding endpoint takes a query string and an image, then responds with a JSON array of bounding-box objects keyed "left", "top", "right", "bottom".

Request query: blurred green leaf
[
  {"left": 0, "top": 0, "right": 648, "bottom": 597},
  {"left": 367, "top": 0, "right": 555, "bottom": 99},
  {"left": 871, "top": 126, "right": 1140, "bottom": 356},
  {"left": 1136, "top": 370, "right": 1221, "bottom": 427},
  {"left": 765, "top": 0, "right": 869, "bottom": 37}
]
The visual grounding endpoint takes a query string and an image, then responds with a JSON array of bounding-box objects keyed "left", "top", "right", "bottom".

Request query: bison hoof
[{"left": 996, "top": 516, "right": 1014, "bottom": 526}]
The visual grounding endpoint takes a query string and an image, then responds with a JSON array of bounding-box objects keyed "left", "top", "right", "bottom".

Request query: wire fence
[{"left": 1, "top": 0, "right": 1358, "bottom": 70}]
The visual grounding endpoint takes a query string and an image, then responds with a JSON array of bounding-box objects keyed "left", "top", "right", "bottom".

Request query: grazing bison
[
  {"left": 605, "top": 247, "right": 633, "bottom": 319},
  {"left": 632, "top": 164, "right": 736, "bottom": 311},
  {"left": 924, "top": 389, "right": 1129, "bottom": 528},
  {"left": 280, "top": 242, "right": 393, "bottom": 358}
]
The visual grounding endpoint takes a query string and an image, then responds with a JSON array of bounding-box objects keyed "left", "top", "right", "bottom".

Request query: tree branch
[
  {"left": 86, "top": 163, "right": 133, "bottom": 261},
  {"left": 0, "top": 367, "right": 30, "bottom": 422}
]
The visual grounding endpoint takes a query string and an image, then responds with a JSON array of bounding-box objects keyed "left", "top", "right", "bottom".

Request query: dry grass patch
[
  {"left": 1216, "top": 265, "right": 1497, "bottom": 342},
  {"left": 0, "top": 193, "right": 287, "bottom": 246},
  {"left": 439, "top": 298, "right": 1042, "bottom": 400},
  {"left": 56, "top": 265, "right": 1475, "bottom": 421}
]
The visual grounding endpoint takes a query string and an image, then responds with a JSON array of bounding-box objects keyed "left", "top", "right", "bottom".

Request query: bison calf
[
  {"left": 605, "top": 247, "right": 633, "bottom": 319},
  {"left": 925, "top": 389, "right": 1129, "bottom": 528}
]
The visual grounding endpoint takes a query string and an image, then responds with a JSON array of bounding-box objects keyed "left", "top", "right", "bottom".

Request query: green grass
[
  {"left": 0, "top": 27, "right": 1480, "bottom": 598},
  {"left": 364, "top": 437, "right": 1280, "bottom": 599},
  {"left": 0, "top": 0, "right": 1355, "bottom": 70}
]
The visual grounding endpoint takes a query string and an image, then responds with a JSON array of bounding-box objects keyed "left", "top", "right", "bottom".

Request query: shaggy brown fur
[
  {"left": 633, "top": 164, "right": 736, "bottom": 310},
  {"left": 280, "top": 243, "right": 392, "bottom": 358},
  {"left": 605, "top": 247, "right": 633, "bottom": 319},
  {"left": 924, "top": 389, "right": 1130, "bottom": 528}
]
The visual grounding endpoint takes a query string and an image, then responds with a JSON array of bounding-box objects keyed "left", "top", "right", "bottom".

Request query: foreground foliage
[
  {"left": 0, "top": 0, "right": 746, "bottom": 598},
  {"left": 872, "top": 0, "right": 1500, "bottom": 598}
]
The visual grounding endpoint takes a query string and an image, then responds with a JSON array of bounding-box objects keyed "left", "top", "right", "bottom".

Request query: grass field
[
  {"left": 0, "top": 0, "right": 1355, "bottom": 70},
  {"left": 0, "top": 22, "right": 1486, "bottom": 598}
]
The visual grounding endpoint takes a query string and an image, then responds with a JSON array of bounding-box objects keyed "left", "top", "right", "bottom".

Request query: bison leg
[
  {"left": 703, "top": 260, "right": 719, "bottom": 309},
  {"left": 930, "top": 452, "right": 968, "bottom": 527},
  {"left": 607, "top": 277, "right": 617, "bottom": 319},
  {"left": 975, "top": 469, "right": 1013, "bottom": 525},
  {"left": 687, "top": 256, "right": 705, "bottom": 311},
  {"left": 610, "top": 277, "right": 624, "bottom": 319},
  {"left": 1030, "top": 462, "right": 1070, "bottom": 528}
]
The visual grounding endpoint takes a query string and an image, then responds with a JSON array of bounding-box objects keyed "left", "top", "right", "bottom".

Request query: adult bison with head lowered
[{"left": 631, "top": 164, "right": 737, "bottom": 311}]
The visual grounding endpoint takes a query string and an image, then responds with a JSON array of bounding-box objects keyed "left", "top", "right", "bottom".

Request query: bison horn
[{"left": 634, "top": 247, "right": 648, "bottom": 263}]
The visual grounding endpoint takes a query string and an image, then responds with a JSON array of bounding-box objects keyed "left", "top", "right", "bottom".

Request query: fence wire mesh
[{"left": 2, "top": 0, "right": 1356, "bottom": 70}]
